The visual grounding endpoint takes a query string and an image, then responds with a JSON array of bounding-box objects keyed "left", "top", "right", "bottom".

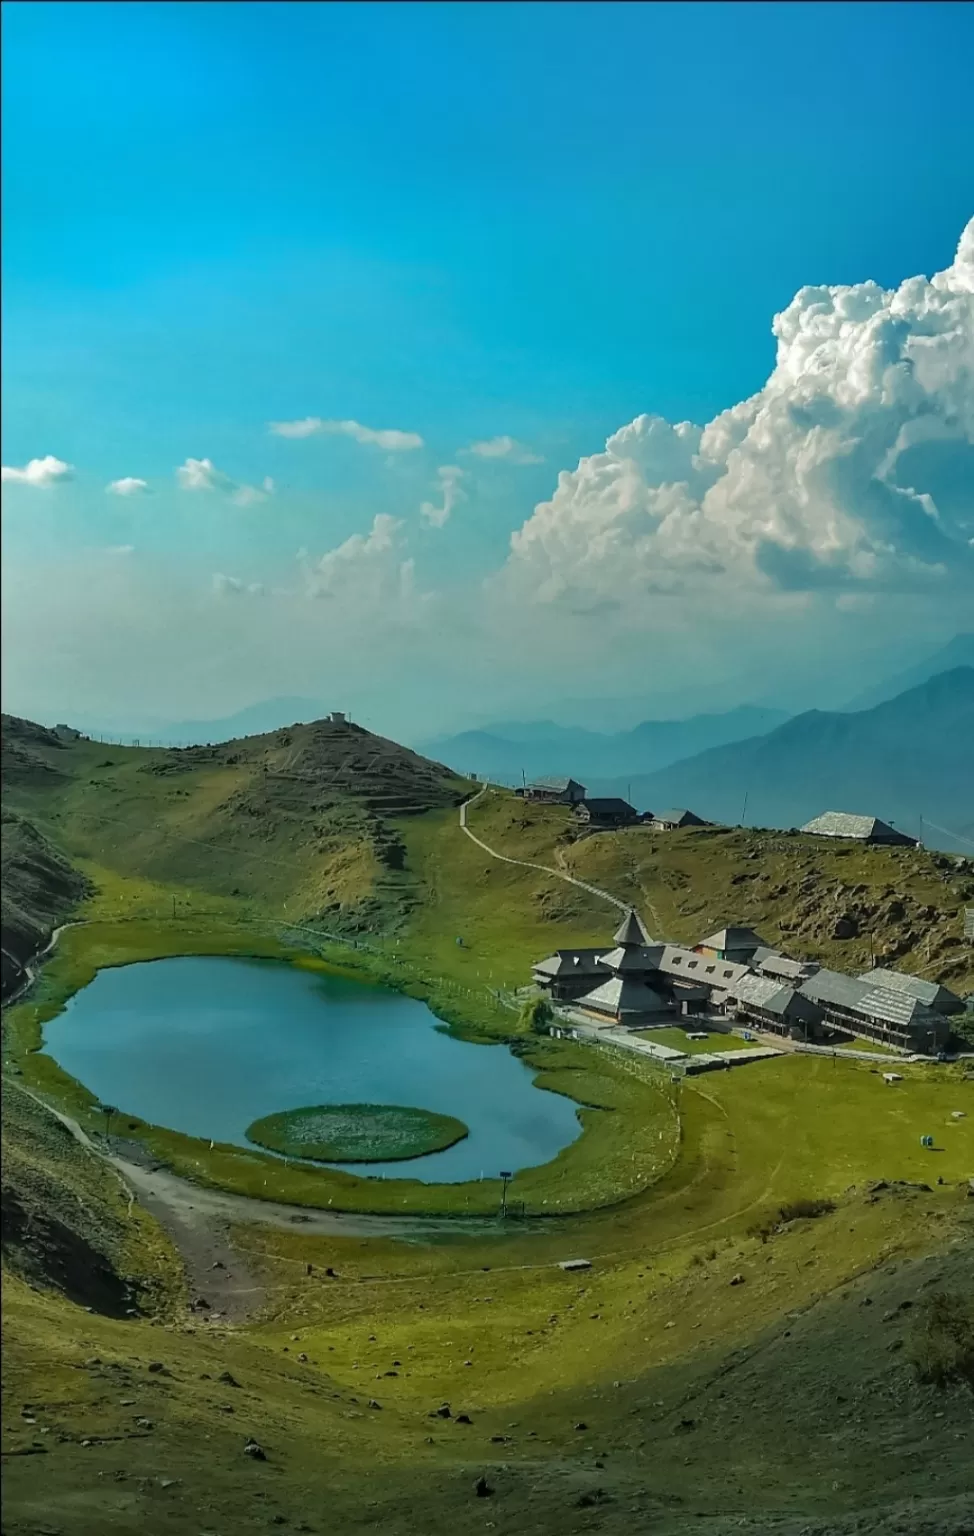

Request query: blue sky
[{"left": 3, "top": 1, "right": 973, "bottom": 737}]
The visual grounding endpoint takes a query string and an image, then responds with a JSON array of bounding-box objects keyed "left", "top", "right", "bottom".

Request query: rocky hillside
[{"left": 1, "top": 810, "right": 91, "bottom": 1000}]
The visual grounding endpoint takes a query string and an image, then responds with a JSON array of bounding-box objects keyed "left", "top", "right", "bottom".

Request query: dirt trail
[
  {"left": 459, "top": 785, "right": 629, "bottom": 912},
  {"left": 12, "top": 1085, "right": 512, "bottom": 1322}
]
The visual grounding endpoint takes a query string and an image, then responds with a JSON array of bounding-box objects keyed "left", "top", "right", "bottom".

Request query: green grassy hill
[{"left": 3, "top": 712, "right": 973, "bottom": 1535}]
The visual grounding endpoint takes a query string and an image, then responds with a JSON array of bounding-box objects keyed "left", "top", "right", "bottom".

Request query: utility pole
[
  {"left": 741, "top": 791, "right": 749, "bottom": 827},
  {"left": 499, "top": 1170, "right": 513, "bottom": 1218}
]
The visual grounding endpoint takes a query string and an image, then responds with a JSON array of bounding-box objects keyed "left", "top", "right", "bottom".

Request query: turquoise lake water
[{"left": 41, "top": 956, "right": 582, "bottom": 1182}]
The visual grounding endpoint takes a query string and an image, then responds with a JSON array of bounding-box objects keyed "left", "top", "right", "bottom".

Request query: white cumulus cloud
[
  {"left": 176, "top": 458, "right": 273, "bottom": 505},
  {"left": 212, "top": 573, "right": 265, "bottom": 597},
  {"left": 269, "top": 417, "right": 424, "bottom": 450},
  {"left": 301, "top": 513, "right": 418, "bottom": 606},
  {"left": 107, "top": 477, "right": 149, "bottom": 496},
  {"left": 465, "top": 435, "right": 543, "bottom": 464},
  {"left": 420, "top": 465, "right": 465, "bottom": 528},
  {"left": 1, "top": 455, "right": 74, "bottom": 487},
  {"left": 501, "top": 219, "right": 974, "bottom": 609}
]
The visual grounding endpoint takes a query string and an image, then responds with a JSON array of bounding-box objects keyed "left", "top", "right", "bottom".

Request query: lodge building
[{"left": 531, "top": 909, "right": 957, "bottom": 1055}]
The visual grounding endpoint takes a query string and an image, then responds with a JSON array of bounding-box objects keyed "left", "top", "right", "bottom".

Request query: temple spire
[{"left": 613, "top": 908, "right": 649, "bottom": 948}]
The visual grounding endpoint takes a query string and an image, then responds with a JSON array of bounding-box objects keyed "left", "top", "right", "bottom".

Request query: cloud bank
[
  {"left": 2, "top": 455, "right": 74, "bottom": 486},
  {"left": 269, "top": 417, "right": 424, "bottom": 451},
  {"left": 501, "top": 219, "right": 974, "bottom": 610}
]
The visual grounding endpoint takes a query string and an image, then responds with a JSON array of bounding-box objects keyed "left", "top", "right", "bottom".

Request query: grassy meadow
[{"left": 4, "top": 720, "right": 974, "bottom": 1533}]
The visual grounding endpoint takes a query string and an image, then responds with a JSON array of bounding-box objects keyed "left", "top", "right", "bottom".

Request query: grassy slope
[{"left": 4, "top": 721, "right": 974, "bottom": 1533}]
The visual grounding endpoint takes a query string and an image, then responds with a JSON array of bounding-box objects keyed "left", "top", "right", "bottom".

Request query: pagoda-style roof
[
  {"left": 613, "top": 908, "right": 651, "bottom": 947},
  {"left": 578, "top": 975, "right": 669, "bottom": 1018}
]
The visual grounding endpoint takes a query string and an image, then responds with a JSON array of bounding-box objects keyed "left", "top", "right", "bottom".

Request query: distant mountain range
[
  {"left": 590, "top": 667, "right": 974, "bottom": 853},
  {"left": 420, "top": 705, "right": 791, "bottom": 784},
  {"left": 842, "top": 633, "right": 974, "bottom": 712},
  {"left": 64, "top": 697, "right": 330, "bottom": 746}
]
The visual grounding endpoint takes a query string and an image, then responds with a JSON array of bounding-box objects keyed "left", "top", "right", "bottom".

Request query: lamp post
[
  {"left": 97, "top": 1103, "right": 117, "bottom": 1145},
  {"left": 499, "top": 1170, "right": 513, "bottom": 1218}
]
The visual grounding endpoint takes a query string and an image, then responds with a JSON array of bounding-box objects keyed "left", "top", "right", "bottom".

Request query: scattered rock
[
  {"left": 433, "top": 1404, "right": 452, "bottom": 1418},
  {"left": 211, "top": 1260, "right": 225, "bottom": 1270},
  {"left": 474, "top": 1476, "right": 493, "bottom": 1498},
  {"left": 367, "top": 1399, "right": 382, "bottom": 1411},
  {"left": 146, "top": 1362, "right": 166, "bottom": 1374},
  {"left": 729, "top": 1274, "right": 745, "bottom": 1286},
  {"left": 134, "top": 1418, "right": 153, "bottom": 1430},
  {"left": 574, "top": 1421, "right": 588, "bottom": 1431},
  {"left": 297, "top": 1353, "right": 308, "bottom": 1363},
  {"left": 455, "top": 1413, "right": 472, "bottom": 1425},
  {"left": 244, "top": 1438, "right": 266, "bottom": 1460},
  {"left": 219, "top": 1371, "right": 241, "bottom": 1387}
]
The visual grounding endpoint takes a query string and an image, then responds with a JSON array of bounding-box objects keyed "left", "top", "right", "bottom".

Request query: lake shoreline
[{"left": 4, "top": 913, "right": 681, "bottom": 1218}]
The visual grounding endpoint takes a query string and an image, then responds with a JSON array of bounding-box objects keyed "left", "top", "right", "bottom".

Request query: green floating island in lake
[{"left": 245, "top": 1103, "right": 470, "bottom": 1164}]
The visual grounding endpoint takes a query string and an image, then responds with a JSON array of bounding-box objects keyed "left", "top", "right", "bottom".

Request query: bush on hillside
[
  {"left": 909, "top": 1291, "right": 974, "bottom": 1390},
  {"left": 519, "top": 997, "right": 554, "bottom": 1036},
  {"left": 748, "top": 1197, "right": 836, "bottom": 1244}
]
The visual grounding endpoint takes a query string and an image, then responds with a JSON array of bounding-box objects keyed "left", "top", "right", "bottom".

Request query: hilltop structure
[
  {"left": 647, "top": 808, "right": 708, "bottom": 830},
  {"left": 517, "top": 776, "right": 587, "bottom": 804},
  {"left": 573, "top": 796, "right": 639, "bottom": 829},
  {"left": 801, "top": 811, "right": 917, "bottom": 847}
]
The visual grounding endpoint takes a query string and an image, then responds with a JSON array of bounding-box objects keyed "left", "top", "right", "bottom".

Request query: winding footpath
[{"left": 459, "top": 783, "right": 630, "bottom": 913}]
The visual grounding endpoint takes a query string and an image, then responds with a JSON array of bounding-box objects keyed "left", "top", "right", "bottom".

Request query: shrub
[
  {"left": 909, "top": 1292, "right": 974, "bottom": 1390},
  {"left": 519, "top": 997, "right": 554, "bottom": 1036},
  {"left": 777, "top": 1198, "right": 836, "bottom": 1224},
  {"left": 748, "top": 1198, "right": 836, "bottom": 1244}
]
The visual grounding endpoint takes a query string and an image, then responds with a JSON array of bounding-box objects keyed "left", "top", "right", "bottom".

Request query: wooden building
[
  {"left": 574, "top": 797, "right": 638, "bottom": 829},
  {"left": 518, "top": 775, "right": 587, "bottom": 805},
  {"left": 695, "top": 926, "right": 768, "bottom": 964},
  {"left": 647, "top": 808, "right": 708, "bottom": 831},
  {"left": 800, "top": 811, "right": 917, "bottom": 847}
]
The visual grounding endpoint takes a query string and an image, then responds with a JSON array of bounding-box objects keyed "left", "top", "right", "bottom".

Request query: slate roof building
[
  {"left": 798, "top": 969, "right": 949, "bottom": 1053},
  {"left": 531, "top": 948, "right": 609, "bottom": 1002},
  {"left": 855, "top": 967, "right": 965, "bottom": 1016},
  {"left": 725, "top": 973, "right": 825, "bottom": 1039},
  {"left": 518, "top": 775, "right": 587, "bottom": 804},
  {"left": 695, "top": 925, "right": 769, "bottom": 964},
  {"left": 751, "top": 946, "right": 821, "bottom": 984},
  {"left": 800, "top": 812, "right": 918, "bottom": 847},
  {"left": 648, "top": 808, "right": 708, "bottom": 830},
  {"left": 573, "top": 797, "right": 638, "bottom": 829},
  {"left": 575, "top": 909, "right": 669, "bottom": 1022}
]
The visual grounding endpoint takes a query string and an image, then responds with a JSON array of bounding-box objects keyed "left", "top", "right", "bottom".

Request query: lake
[{"left": 41, "top": 956, "right": 583, "bottom": 1182}]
